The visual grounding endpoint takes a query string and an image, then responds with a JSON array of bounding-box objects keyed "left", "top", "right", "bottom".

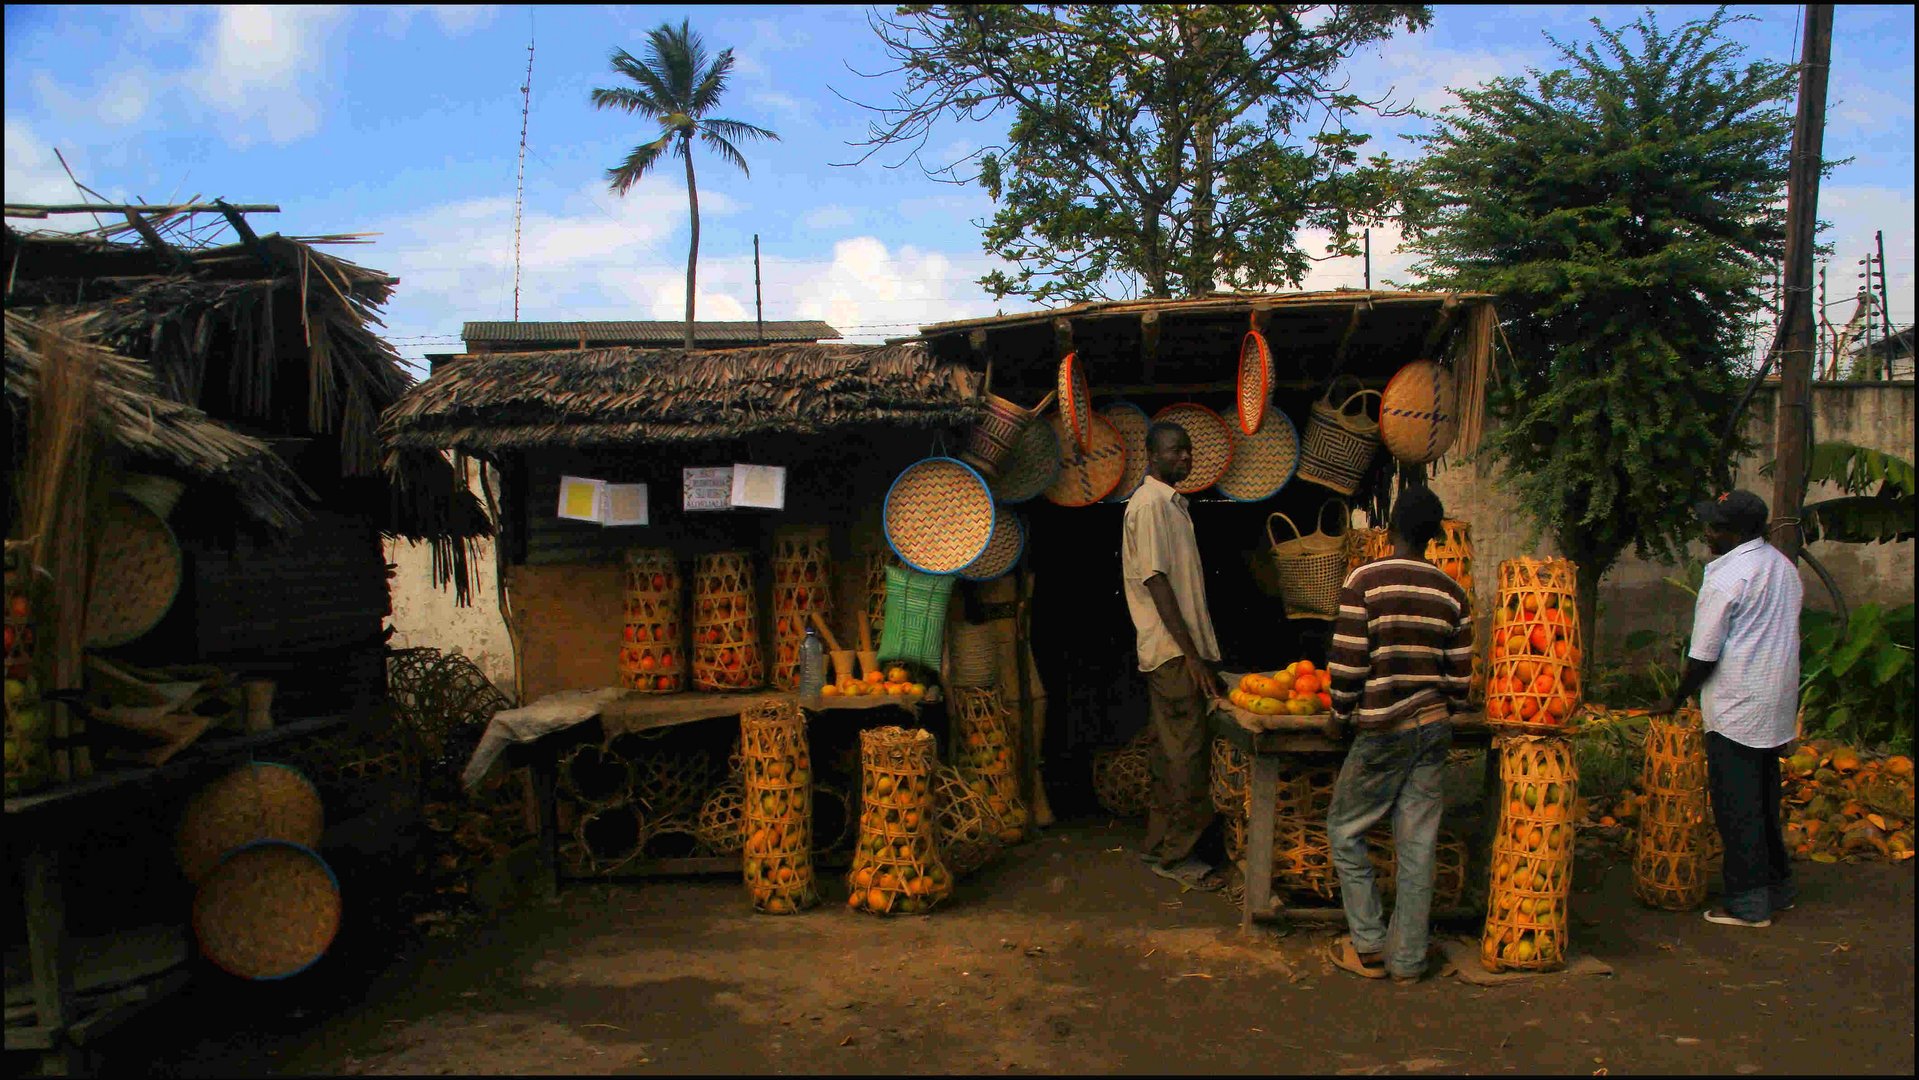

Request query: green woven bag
[{"left": 878, "top": 564, "right": 955, "bottom": 670}]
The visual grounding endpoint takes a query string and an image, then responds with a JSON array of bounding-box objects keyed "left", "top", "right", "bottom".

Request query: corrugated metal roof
[{"left": 461, "top": 320, "right": 841, "bottom": 344}]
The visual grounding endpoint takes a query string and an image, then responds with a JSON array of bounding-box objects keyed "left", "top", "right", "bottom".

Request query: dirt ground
[{"left": 101, "top": 819, "right": 1915, "bottom": 1076}]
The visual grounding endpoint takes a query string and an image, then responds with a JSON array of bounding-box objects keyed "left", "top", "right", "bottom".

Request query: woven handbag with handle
[
  {"left": 1266, "top": 499, "right": 1350, "bottom": 621},
  {"left": 1297, "top": 376, "right": 1383, "bottom": 496}
]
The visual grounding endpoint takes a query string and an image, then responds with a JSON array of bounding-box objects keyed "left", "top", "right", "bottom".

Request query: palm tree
[{"left": 591, "top": 21, "right": 780, "bottom": 350}]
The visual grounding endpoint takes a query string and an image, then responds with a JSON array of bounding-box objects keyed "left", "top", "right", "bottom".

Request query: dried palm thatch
[
  {"left": 5, "top": 311, "right": 310, "bottom": 532},
  {"left": 378, "top": 341, "right": 984, "bottom": 454}
]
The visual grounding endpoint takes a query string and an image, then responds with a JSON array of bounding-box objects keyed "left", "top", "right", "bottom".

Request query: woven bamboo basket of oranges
[
  {"left": 740, "top": 700, "right": 817, "bottom": 913},
  {"left": 847, "top": 726, "right": 953, "bottom": 914},
  {"left": 951, "top": 685, "right": 1029, "bottom": 843},
  {"left": 1485, "top": 558, "right": 1583, "bottom": 733},
  {"left": 1632, "top": 707, "right": 1711, "bottom": 911},
  {"left": 1482, "top": 735, "right": 1579, "bottom": 971},
  {"left": 770, "top": 526, "right": 833, "bottom": 691},
  {"left": 620, "top": 549, "right": 683, "bottom": 693},
  {"left": 693, "top": 552, "right": 763, "bottom": 691}
]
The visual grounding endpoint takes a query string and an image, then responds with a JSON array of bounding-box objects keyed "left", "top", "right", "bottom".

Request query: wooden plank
[
  {"left": 66, "top": 970, "right": 193, "bottom": 1046},
  {"left": 1242, "top": 754, "right": 1279, "bottom": 936},
  {"left": 1094, "top": 378, "right": 1384, "bottom": 398},
  {"left": 23, "top": 840, "right": 74, "bottom": 1059},
  {"left": 1, "top": 1024, "right": 57, "bottom": 1051},
  {"left": 919, "top": 290, "right": 1494, "bottom": 337},
  {"left": 5, "top": 203, "right": 280, "bottom": 216}
]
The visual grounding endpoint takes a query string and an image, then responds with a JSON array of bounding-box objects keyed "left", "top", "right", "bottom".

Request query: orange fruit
[
  {"left": 865, "top": 670, "right": 886, "bottom": 685},
  {"left": 821, "top": 684, "right": 841, "bottom": 697},
  {"left": 1518, "top": 698, "right": 1540, "bottom": 721},
  {"left": 867, "top": 887, "right": 890, "bottom": 911},
  {"left": 886, "top": 666, "right": 910, "bottom": 683}
]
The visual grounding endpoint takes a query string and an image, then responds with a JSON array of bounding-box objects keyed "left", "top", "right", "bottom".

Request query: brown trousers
[{"left": 1141, "top": 658, "right": 1214, "bottom": 865}]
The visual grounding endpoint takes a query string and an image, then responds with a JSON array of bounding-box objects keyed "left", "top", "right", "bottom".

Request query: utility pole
[
  {"left": 1874, "top": 229, "right": 1892, "bottom": 378},
  {"left": 1816, "top": 263, "right": 1828, "bottom": 377},
  {"left": 1858, "top": 251, "right": 1877, "bottom": 372},
  {"left": 1769, "top": 3, "right": 1832, "bottom": 563},
  {"left": 754, "top": 234, "right": 764, "bottom": 346},
  {"left": 1363, "top": 228, "right": 1372, "bottom": 291}
]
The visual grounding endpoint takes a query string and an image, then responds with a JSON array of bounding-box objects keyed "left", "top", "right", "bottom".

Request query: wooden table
[
  {"left": 1206, "top": 696, "right": 1493, "bottom": 936},
  {"left": 3, "top": 712, "right": 351, "bottom": 1076},
  {"left": 491, "top": 688, "right": 934, "bottom": 896}
]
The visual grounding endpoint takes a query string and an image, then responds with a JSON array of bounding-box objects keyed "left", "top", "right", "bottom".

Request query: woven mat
[
  {"left": 1058, "top": 351, "right": 1093, "bottom": 451},
  {"left": 960, "top": 507, "right": 1023, "bottom": 581},
  {"left": 886, "top": 458, "right": 995, "bottom": 573},
  {"left": 1100, "top": 403, "right": 1151, "bottom": 503},
  {"left": 1216, "top": 409, "right": 1299, "bottom": 502},
  {"left": 1153, "top": 403, "right": 1234, "bottom": 494},
  {"left": 1044, "top": 412, "right": 1126, "bottom": 507},
  {"left": 1438, "top": 936, "right": 1614, "bottom": 985},
  {"left": 1237, "top": 330, "right": 1272, "bottom": 436}
]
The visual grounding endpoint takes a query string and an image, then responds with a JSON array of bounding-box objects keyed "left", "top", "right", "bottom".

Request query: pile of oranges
[
  {"left": 1227, "top": 660, "right": 1333, "bottom": 716},
  {"left": 1485, "top": 590, "right": 1582, "bottom": 726},
  {"left": 821, "top": 665, "right": 926, "bottom": 702}
]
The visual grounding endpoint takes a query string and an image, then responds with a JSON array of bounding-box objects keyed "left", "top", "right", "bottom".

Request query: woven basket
[
  {"left": 959, "top": 504, "right": 1024, "bottom": 582},
  {"left": 176, "top": 762, "right": 325, "bottom": 884},
  {"left": 932, "top": 762, "right": 999, "bottom": 877},
  {"left": 1632, "top": 708, "right": 1710, "bottom": 911},
  {"left": 1098, "top": 402, "right": 1152, "bottom": 503},
  {"left": 960, "top": 392, "right": 1041, "bottom": 479},
  {"left": 812, "top": 782, "right": 856, "bottom": 853},
  {"left": 1345, "top": 522, "right": 1392, "bottom": 574},
  {"left": 695, "top": 779, "right": 747, "bottom": 855},
  {"left": 1380, "top": 359, "right": 1460, "bottom": 466},
  {"left": 617, "top": 736, "right": 711, "bottom": 818},
  {"left": 1237, "top": 330, "right": 1273, "bottom": 436},
  {"left": 3, "top": 543, "right": 49, "bottom": 796},
  {"left": 1486, "top": 558, "right": 1583, "bottom": 734},
  {"left": 1266, "top": 500, "right": 1349, "bottom": 621},
  {"left": 1482, "top": 734, "right": 1578, "bottom": 972},
  {"left": 952, "top": 685, "right": 1028, "bottom": 843},
  {"left": 1298, "top": 377, "right": 1383, "bottom": 496},
  {"left": 84, "top": 493, "right": 183, "bottom": 648},
  {"left": 1057, "top": 351, "right": 1094, "bottom": 452},
  {"left": 886, "top": 457, "right": 996, "bottom": 574},
  {"left": 1092, "top": 745, "right": 1152, "bottom": 818},
  {"left": 771, "top": 526, "right": 833, "bottom": 691},
  {"left": 741, "top": 699, "right": 819, "bottom": 914},
  {"left": 948, "top": 620, "right": 998, "bottom": 688},
  {"left": 1151, "top": 403, "right": 1235, "bottom": 494},
  {"left": 1043, "top": 412, "right": 1126, "bottom": 507},
  {"left": 1216, "top": 407, "right": 1299, "bottom": 502},
  {"left": 620, "top": 548, "right": 683, "bottom": 694},
  {"left": 692, "top": 552, "right": 764, "bottom": 691},
  {"left": 559, "top": 742, "right": 634, "bottom": 805},
  {"left": 847, "top": 726, "right": 953, "bottom": 915},
  {"left": 989, "top": 411, "right": 1062, "bottom": 504},
  {"left": 576, "top": 802, "right": 649, "bottom": 873},
  {"left": 191, "top": 840, "right": 341, "bottom": 980}
]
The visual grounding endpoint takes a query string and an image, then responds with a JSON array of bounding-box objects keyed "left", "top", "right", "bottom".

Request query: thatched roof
[
  {"left": 5, "top": 311, "right": 311, "bottom": 532},
  {"left": 380, "top": 341, "right": 984, "bottom": 454},
  {"left": 462, "top": 319, "right": 841, "bottom": 348}
]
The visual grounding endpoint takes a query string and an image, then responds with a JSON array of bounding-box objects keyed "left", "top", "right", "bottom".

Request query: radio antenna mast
[{"left": 513, "top": 14, "right": 535, "bottom": 321}]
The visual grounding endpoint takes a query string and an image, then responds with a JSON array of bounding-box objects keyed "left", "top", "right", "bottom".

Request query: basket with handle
[
  {"left": 1297, "top": 376, "right": 1383, "bottom": 496},
  {"left": 960, "top": 392, "right": 1040, "bottom": 479},
  {"left": 1265, "top": 499, "right": 1350, "bottom": 621}
]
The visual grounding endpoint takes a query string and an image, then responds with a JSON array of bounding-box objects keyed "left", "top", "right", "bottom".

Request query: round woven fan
[
  {"left": 959, "top": 506, "right": 1025, "bottom": 581},
  {"left": 1151, "top": 403, "right": 1235, "bottom": 494},
  {"left": 1380, "top": 358, "right": 1460, "bottom": 465},
  {"left": 1044, "top": 412, "right": 1126, "bottom": 507},
  {"left": 1057, "top": 351, "right": 1093, "bottom": 452},
  {"left": 85, "top": 493, "right": 183, "bottom": 648},
  {"left": 884, "top": 457, "right": 996, "bottom": 574},
  {"left": 988, "top": 414, "right": 1061, "bottom": 505},
  {"left": 1237, "top": 330, "right": 1273, "bottom": 435},
  {"left": 191, "top": 840, "right": 341, "bottom": 981},
  {"left": 1216, "top": 406, "right": 1300, "bottom": 503},
  {"left": 1099, "top": 402, "right": 1151, "bottom": 503}
]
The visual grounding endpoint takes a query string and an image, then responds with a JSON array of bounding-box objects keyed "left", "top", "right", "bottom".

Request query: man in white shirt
[
  {"left": 1654, "top": 490, "right": 1803, "bottom": 928},
  {"left": 1122, "top": 421, "right": 1225, "bottom": 890}
]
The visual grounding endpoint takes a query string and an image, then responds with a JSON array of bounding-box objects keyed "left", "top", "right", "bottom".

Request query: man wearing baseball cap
[{"left": 1654, "top": 489, "right": 1803, "bottom": 927}]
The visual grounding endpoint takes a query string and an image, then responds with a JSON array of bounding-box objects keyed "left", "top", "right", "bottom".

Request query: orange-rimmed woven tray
[
  {"left": 1058, "top": 351, "right": 1093, "bottom": 452},
  {"left": 1043, "top": 412, "right": 1126, "bottom": 507},
  {"left": 1152, "top": 403, "right": 1235, "bottom": 494},
  {"left": 85, "top": 494, "right": 182, "bottom": 648},
  {"left": 885, "top": 457, "right": 996, "bottom": 574},
  {"left": 959, "top": 504, "right": 1024, "bottom": 582},
  {"left": 1099, "top": 402, "right": 1151, "bottom": 503},
  {"left": 1237, "top": 330, "right": 1273, "bottom": 436},
  {"left": 988, "top": 414, "right": 1061, "bottom": 505},
  {"left": 1216, "top": 407, "right": 1299, "bottom": 503}
]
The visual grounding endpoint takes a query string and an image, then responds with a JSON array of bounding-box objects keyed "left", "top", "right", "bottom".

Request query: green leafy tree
[
  {"left": 592, "top": 20, "right": 779, "bottom": 350},
  {"left": 1398, "top": 8, "right": 1803, "bottom": 655},
  {"left": 842, "top": 4, "right": 1431, "bottom": 303}
]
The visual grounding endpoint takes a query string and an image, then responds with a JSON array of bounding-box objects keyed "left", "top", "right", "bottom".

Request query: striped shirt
[
  {"left": 1689, "top": 537, "right": 1803, "bottom": 749},
  {"left": 1328, "top": 558, "right": 1474, "bottom": 732}
]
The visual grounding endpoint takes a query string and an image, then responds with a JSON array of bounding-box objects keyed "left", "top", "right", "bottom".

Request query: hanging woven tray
[
  {"left": 191, "top": 840, "right": 341, "bottom": 981},
  {"left": 884, "top": 457, "right": 996, "bottom": 575},
  {"left": 1380, "top": 359, "right": 1460, "bottom": 465},
  {"left": 1043, "top": 412, "right": 1126, "bottom": 507},
  {"left": 959, "top": 504, "right": 1025, "bottom": 582},
  {"left": 1237, "top": 330, "right": 1273, "bottom": 436},
  {"left": 84, "top": 494, "right": 183, "bottom": 648},
  {"left": 1099, "top": 402, "right": 1151, "bottom": 503},
  {"left": 1057, "top": 351, "right": 1093, "bottom": 452},
  {"left": 1151, "top": 403, "right": 1235, "bottom": 494},
  {"left": 1216, "top": 406, "right": 1299, "bottom": 503},
  {"left": 988, "top": 413, "right": 1062, "bottom": 505}
]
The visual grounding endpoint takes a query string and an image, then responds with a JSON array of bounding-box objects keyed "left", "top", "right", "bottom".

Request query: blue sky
[{"left": 4, "top": 5, "right": 1912, "bottom": 374}]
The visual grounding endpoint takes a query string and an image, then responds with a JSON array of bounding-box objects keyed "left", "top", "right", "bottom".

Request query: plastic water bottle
[{"left": 799, "top": 625, "right": 827, "bottom": 704}]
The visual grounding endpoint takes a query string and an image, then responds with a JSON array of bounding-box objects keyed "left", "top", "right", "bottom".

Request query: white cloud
[
  {"left": 2, "top": 118, "right": 81, "bottom": 205},
  {"left": 134, "top": 5, "right": 192, "bottom": 37},
  {"left": 97, "top": 70, "right": 151, "bottom": 125},
  {"left": 802, "top": 204, "right": 856, "bottom": 230},
  {"left": 1819, "top": 183, "right": 1916, "bottom": 328},
  {"left": 382, "top": 5, "right": 499, "bottom": 38},
  {"left": 186, "top": 5, "right": 348, "bottom": 146},
  {"left": 1829, "top": 80, "right": 1915, "bottom": 137}
]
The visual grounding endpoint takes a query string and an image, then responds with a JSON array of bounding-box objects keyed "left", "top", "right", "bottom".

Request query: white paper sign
[
  {"left": 683, "top": 466, "right": 735, "bottom": 511},
  {"left": 557, "top": 476, "right": 649, "bottom": 525},
  {"left": 731, "top": 464, "right": 787, "bottom": 510}
]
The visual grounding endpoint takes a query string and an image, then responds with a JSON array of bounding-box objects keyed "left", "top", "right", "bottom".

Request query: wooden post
[
  {"left": 1139, "top": 311, "right": 1161, "bottom": 383},
  {"left": 1770, "top": 4, "right": 1833, "bottom": 563}
]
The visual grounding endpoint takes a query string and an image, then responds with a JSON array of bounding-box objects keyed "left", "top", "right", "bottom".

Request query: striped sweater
[{"left": 1327, "top": 558, "right": 1474, "bottom": 732}]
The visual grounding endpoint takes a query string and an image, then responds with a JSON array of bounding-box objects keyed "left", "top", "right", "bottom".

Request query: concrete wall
[
  {"left": 385, "top": 459, "right": 516, "bottom": 699},
  {"left": 1429, "top": 382, "right": 1916, "bottom": 663}
]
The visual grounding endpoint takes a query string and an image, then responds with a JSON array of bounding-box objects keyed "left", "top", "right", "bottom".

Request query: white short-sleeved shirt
[
  {"left": 1121, "top": 475, "right": 1220, "bottom": 672},
  {"left": 1687, "top": 537, "right": 1803, "bottom": 749}
]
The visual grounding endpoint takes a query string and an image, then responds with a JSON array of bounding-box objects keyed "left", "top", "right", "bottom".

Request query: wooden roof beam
[
  {"left": 121, "top": 209, "right": 192, "bottom": 273},
  {"left": 4, "top": 202, "right": 280, "bottom": 217}
]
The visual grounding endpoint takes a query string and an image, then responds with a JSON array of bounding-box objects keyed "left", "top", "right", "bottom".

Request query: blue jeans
[{"left": 1326, "top": 723, "right": 1451, "bottom": 978}]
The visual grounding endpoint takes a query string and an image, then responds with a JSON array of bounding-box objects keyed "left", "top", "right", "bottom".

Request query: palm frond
[
  {"left": 606, "top": 133, "right": 674, "bottom": 195},
  {"left": 1802, "top": 494, "right": 1917, "bottom": 545},
  {"left": 1805, "top": 441, "right": 1916, "bottom": 498},
  {"left": 610, "top": 46, "right": 682, "bottom": 113},
  {"left": 591, "top": 84, "right": 661, "bottom": 116},
  {"left": 699, "top": 130, "right": 751, "bottom": 176},
  {"left": 647, "top": 19, "right": 705, "bottom": 104},
  {"left": 701, "top": 117, "right": 781, "bottom": 144},
  {"left": 689, "top": 48, "right": 735, "bottom": 115}
]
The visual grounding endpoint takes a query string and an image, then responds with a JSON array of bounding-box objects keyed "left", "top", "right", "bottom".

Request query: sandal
[{"left": 1327, "top": 937, "right": 1387, "bottom": 980}]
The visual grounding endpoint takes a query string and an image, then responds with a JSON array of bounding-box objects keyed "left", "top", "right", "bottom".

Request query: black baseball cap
[{"left": 1693, "top": 489, "right": 1769, "bottom": 534}]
